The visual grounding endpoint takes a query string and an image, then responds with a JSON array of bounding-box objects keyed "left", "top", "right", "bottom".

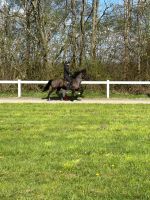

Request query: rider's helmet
[{"left": 64, "top": 61, "right": 70, "bottom": 66}]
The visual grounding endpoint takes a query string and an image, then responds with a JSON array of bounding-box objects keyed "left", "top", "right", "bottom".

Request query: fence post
[
  {"left": 18, "top": 79, "right": 21, "bottom": 97},
  {"left": 107, "top": 80, "right": 110, "bottom": 99}
]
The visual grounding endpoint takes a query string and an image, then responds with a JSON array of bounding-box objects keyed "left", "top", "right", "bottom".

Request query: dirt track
[{"left": 0, "top": 97, "right": 150, "bottom": 104}]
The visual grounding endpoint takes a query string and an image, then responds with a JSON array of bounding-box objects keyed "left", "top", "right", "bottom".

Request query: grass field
[
  {"left": 0, "top": 104, "right": 150, "bottom": 199},
  {"left": 0, "top": 88, "right": 149, "bottom": 99}
]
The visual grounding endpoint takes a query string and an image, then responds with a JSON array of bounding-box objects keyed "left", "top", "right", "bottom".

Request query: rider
[{"left": 64, "top": 61, "right": 72, "bottom": 89}]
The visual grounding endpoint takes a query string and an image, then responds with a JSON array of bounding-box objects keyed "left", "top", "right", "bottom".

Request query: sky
[
  {"left": 100, "top": 0, "right": 123, "bottom": 8},
  {"left": 87, "top": 0, "right": 123, "bottom": 12},
  {"left": 88, "top": 0, "right": 123, "bottom": 4},
  {"left": 0, "top": 0, "right": 123, "bottom": 6},
  {"left": 0, "top": 0, "right": 124, "bottom": 11}
]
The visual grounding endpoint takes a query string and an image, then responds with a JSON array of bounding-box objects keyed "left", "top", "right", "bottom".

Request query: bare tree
[
  {"left": 71, "top": 0, "right": 77, "bottom": 67},
  {"left": 91, "top": 0, "right": 99, "bottom": 60},
  {"left": 124, "top": 0, "right": 131, "bottom": 80},
  {"left": 79, "top": 0, "right": 86, "bottom": 66}
]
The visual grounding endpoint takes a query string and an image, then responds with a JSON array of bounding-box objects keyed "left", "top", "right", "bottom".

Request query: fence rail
[{"left": 0, "top": 80, "right": 150, "bottom": 98}]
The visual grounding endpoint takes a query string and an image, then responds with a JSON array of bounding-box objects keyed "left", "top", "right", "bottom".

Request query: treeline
[{"left": 0, "top": 0, "right": 150, "bottom": 82}]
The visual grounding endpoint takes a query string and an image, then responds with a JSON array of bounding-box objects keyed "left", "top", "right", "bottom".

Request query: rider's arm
[{"left": 65, "top": 66, "right": 70, "bottom": 74}]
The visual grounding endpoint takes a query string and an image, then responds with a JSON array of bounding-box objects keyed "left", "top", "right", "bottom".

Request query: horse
[{"left": 43, "top": 68, "right": 86, "bottom": 101}]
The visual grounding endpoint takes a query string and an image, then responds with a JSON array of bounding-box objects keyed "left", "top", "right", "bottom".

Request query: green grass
[
  {"left": 0, "top": 104, "right": 150, "bottom": 199},
  {"left": 0, "top": 89, "right": 149, "bottom": 99}
]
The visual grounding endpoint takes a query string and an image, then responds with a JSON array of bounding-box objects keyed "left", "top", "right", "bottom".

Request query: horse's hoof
[{"left": 63, "top": 96, "right": 70, "bottom": 101}]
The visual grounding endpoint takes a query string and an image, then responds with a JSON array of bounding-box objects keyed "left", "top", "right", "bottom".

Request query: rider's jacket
[{"left": 64, "top": 62, "right": 72, "bottom": 82}]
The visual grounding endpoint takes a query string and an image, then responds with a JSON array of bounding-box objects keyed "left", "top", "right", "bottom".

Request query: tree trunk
[
  {"left": 79, "top": 0, "right": 86, "bottom": 66},
  {"left": 36, "top": 0, "right": 48, "bottom": 70},
  {"left": 137, "top": 0, "right": 142, "bottom": 80},
  {"left": 71, "top": 0, "right": 77, "bottom": 67},
  {"left": 91, "top": 0, "right": 99, "bottom": 60},
  {"left": 124, "top": 0, "right": 131, "bottom": 80},
  {"left": 25, "top": 0, "right": 31, "bottom": 74}
]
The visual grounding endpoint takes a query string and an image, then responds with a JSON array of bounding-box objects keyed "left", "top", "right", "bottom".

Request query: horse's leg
[
  {"left": 56, "top": 88, "right": 61, "bottom": 99},
  {"left": 56, "top": 88, "right": 66, "bottom": 100},
  {"left": 47, "top": 86, "right": 54, "bottom": 101},
  {"left": 61, "top": 89, "right": 67, "bottom": 100},
  {"left": 79, "top": 85, "right": 84, "bottom": 96},
  {"left": 71, "top": 90, "right": 75, "bottom": 101},
  {"left": 47, "top": 90, "right": 51, "bottom": 101}
]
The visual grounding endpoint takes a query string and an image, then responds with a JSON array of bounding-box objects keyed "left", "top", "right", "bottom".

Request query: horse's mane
[{"left": 72, "top": 68, "right": 86, "bottom": 78}]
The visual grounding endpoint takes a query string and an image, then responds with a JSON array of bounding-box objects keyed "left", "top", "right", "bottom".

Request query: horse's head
[
  {"left": 71, "top": 68, "right": 88, "bottom": 91},
  {"left": 72, "top": 68, "right": 87, "bottom": 80},
  {"left": 80, "top": 68, "right": 86, "bottom": 78}
]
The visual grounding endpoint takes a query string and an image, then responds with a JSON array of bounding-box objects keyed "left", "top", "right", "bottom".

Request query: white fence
[{"left": 0, "top": 80, "right": 150, "bottom": 98}]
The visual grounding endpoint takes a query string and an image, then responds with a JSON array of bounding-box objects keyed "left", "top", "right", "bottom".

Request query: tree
[
  {"left": 124, "top": 0, "right": 131, "bottom": 80},
  {"left": 71, "top": 0, "right": 77, "bottom": 67},
  {"left": 79, "top": 0, "right": 86, "bottom": 66},
  {"left": 91, "top": 0, "right": 99, "bottom": 60}
]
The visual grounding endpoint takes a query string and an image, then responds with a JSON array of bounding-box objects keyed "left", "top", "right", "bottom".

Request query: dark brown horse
[{"left": 43, "top": 69, "right": 86, "bottom": 101}]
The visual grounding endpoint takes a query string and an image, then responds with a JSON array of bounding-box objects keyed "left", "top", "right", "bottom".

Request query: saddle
[{"left": 66, "top": 81, "right": 72, "bottom": 90}]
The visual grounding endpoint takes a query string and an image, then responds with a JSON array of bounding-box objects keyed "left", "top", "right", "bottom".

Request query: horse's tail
[{"left": 43, "top": 80, "right": 52, "bottom": 92}]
